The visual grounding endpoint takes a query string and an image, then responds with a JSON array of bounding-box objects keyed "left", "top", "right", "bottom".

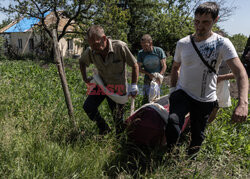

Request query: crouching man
[{"left": 79, "top": 25, "right": 139, "bottom": 135}]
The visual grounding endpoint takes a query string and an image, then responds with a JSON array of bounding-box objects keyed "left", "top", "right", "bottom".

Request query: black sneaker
[
  {"left": 187, "top": 146, "right": 200, "bottom": 160},
  {"left": 96, "top": 120, "right": 111, "bottom": 135}
]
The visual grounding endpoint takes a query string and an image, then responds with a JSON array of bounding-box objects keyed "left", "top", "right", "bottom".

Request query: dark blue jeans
[
  {"left": 83, "top": 86, "right": 125, "bottom": 134},
  {"left": 165, "top": 89, "right": 217, "bottom": 154},
  {"left": 142, "top": 77, "right": 151, "bottom": 104}
]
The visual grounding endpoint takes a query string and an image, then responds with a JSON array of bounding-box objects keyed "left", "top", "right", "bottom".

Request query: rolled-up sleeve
[
  {"left": 79, "top": 47, "right": 92, "bottom": 67},
  {"left": 222, "top": 38, "right": 238, "bottom": 62},
  {"left": 174, "top": 41, "right": 182, "bottom": 63},
  {"left": 121, "top": 45, "right": 137, "bottom": 67}
]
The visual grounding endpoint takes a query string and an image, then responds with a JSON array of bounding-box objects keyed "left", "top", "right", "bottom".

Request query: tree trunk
[{"left": 52, "top": 29, "right": 76, "bottom": 128}]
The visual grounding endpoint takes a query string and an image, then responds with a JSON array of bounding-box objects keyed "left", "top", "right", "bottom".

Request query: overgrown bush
[{"left": 166, "top": 55, "right": 174, "bottom": 73}]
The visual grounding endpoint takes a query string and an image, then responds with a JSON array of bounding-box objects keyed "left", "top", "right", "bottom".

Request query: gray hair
[
  {"left": 141, "top": 34, "right": 153, "bottom": 42},
  {"left": 86, "top": 25, "right": 105, "bottom": 39}
]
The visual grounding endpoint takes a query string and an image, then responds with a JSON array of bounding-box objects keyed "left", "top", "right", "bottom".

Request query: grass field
[{"left": 0, "top": 58, "right": 249, "bottom": 178}]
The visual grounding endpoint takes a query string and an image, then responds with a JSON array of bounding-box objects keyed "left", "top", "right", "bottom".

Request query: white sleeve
[
  {"left": 174, "top": 41, "right": 182, "bottom": 63},
  {"left": 222, "top": 38, "right": 238, "bottom": 62}
]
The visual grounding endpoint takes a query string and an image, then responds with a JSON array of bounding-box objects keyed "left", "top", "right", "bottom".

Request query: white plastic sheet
[
  {"left": 216, "top": 80, "right": 231, "bottom": 107},
  {"left": 88, "top": 74, "right": 129, "bottom": 104}
]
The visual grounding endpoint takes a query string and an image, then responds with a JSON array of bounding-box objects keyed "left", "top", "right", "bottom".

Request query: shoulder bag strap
[{"left": 190, "top": 35, "right": 217, "bottom": 75}]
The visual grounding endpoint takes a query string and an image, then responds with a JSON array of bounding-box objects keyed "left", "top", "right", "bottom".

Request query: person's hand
[
  {"left": 231, "top": 104, "right": 248, "bottom": 123},
  {"left": 129, "top": 84, "right": 139, "bottom": 98},
  {"left": 155, "top": 78, "right": 161, "bottom": 85},
  {"left": 217, "top": 75, "right": 223, "bottom": 83},
  {"left": 148, "top": 73, "right": 154, "bottom": 80},
  {"left": 154, "top": 73, "right": 163, "bottom": 85}
]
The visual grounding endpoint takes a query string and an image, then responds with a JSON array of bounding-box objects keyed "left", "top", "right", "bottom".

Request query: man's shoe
[
  {"left": 96, "top": 120, "right": 111, "bottom": 135},
  {"left": 187, "top": 146, "right": 200, "bottom": 160}
]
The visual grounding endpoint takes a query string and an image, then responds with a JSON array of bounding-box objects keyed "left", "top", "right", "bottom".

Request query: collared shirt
[
  {"left": 80, "top": 39, "right": 137, "bottom": 94},
  {"left": 137, "top": 46, "right": 166, "bottom": 74}
]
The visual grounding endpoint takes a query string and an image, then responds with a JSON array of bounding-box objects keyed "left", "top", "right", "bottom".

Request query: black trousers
[
  {"left": 83, "top": 86, "right": 125, "bottom": 133},
  {"left": 165, "top": 89, "right": 217, "bottom": 154},
  {"left": 142, "top": 77, "right": 151, "bottom": 104}
]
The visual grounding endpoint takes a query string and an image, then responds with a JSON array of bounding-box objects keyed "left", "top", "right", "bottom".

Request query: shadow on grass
[
  {"left": 103, "top": 137, "right": 168, "bottom": 178},
  {"left": 103, "top": 128, "right": 192, "bottom": 178}
]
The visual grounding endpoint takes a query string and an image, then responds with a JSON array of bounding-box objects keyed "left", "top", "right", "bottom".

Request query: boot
[
  {"left": 115, "top": 121, "right": 125, "bottom": 135},
  {"left": 96, "top": 119, "right": 111, "bottom": 135},
  {"left": 187, "top": 146, "right": 200, "bottom": 160}
]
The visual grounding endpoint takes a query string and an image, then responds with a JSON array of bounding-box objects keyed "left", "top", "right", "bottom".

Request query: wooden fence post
[{"left": 52, "top": 29, "right": 77, "bottom": 129}]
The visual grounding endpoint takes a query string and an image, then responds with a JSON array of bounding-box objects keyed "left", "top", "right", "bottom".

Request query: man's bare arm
[
  {"left": 79, "top": 61, "right": 91, "bottom": 84},
  {"left": 217, "top": 73, "right": 234, "bottom": 83},
  {"left": 226, "top": 57, "right": 248, "bottom": 123},
  {"left": 137, "top": 62, "right": 154, "bottom": 79},
  {"left": 170, "top": 61, "right": 181, "bottom": 88},
  {"left": 131, "top": 62, "right": 139, "bottom": 84},
  {"left": 160, "top": 59, "right": 167, "bottom": 75}
]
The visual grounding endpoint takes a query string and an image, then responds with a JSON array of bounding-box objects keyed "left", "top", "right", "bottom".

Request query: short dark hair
[
  {"left": 245, "top": 46, "right": 250, "bottom": 54},
  {"left": 195, "top": 2, "right": 219, "bottom": 20},
  {"left": 242, "top": 46, "right": 250, "bottom": 59}
]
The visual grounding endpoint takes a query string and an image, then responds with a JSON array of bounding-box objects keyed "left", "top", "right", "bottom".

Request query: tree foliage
[
  {"left": 0, "top": 0, "right": 93, "bottom": 41},
  {"left": 75, "top": 0, "right": 130, "bottom": 47},
  {"left": 108, "top": 0, "right": 234, "bottom": 54},
  {"left": 0, "top": 18, "right": 12, "bottom": 29},
  {"left": 229, "top": 33, "right": 248, "bottom": 56},
  {"left": 113, "top": 0, "right": 195, "bottom": 54},
  {"left": 92, "top": 0, "right": 130, "bottom": 42},
  {"left": 0, "top": 0, "right": 236, "bottom": 56}
]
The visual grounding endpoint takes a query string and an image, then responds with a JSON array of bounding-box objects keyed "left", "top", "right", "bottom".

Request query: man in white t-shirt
[{"left": 166, "top": 2, "right": 249, "bottom": 157}]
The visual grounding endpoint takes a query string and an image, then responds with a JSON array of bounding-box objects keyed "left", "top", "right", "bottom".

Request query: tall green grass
[{"left": 0, "top": 59, "right": 249, "bottom": 178}]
